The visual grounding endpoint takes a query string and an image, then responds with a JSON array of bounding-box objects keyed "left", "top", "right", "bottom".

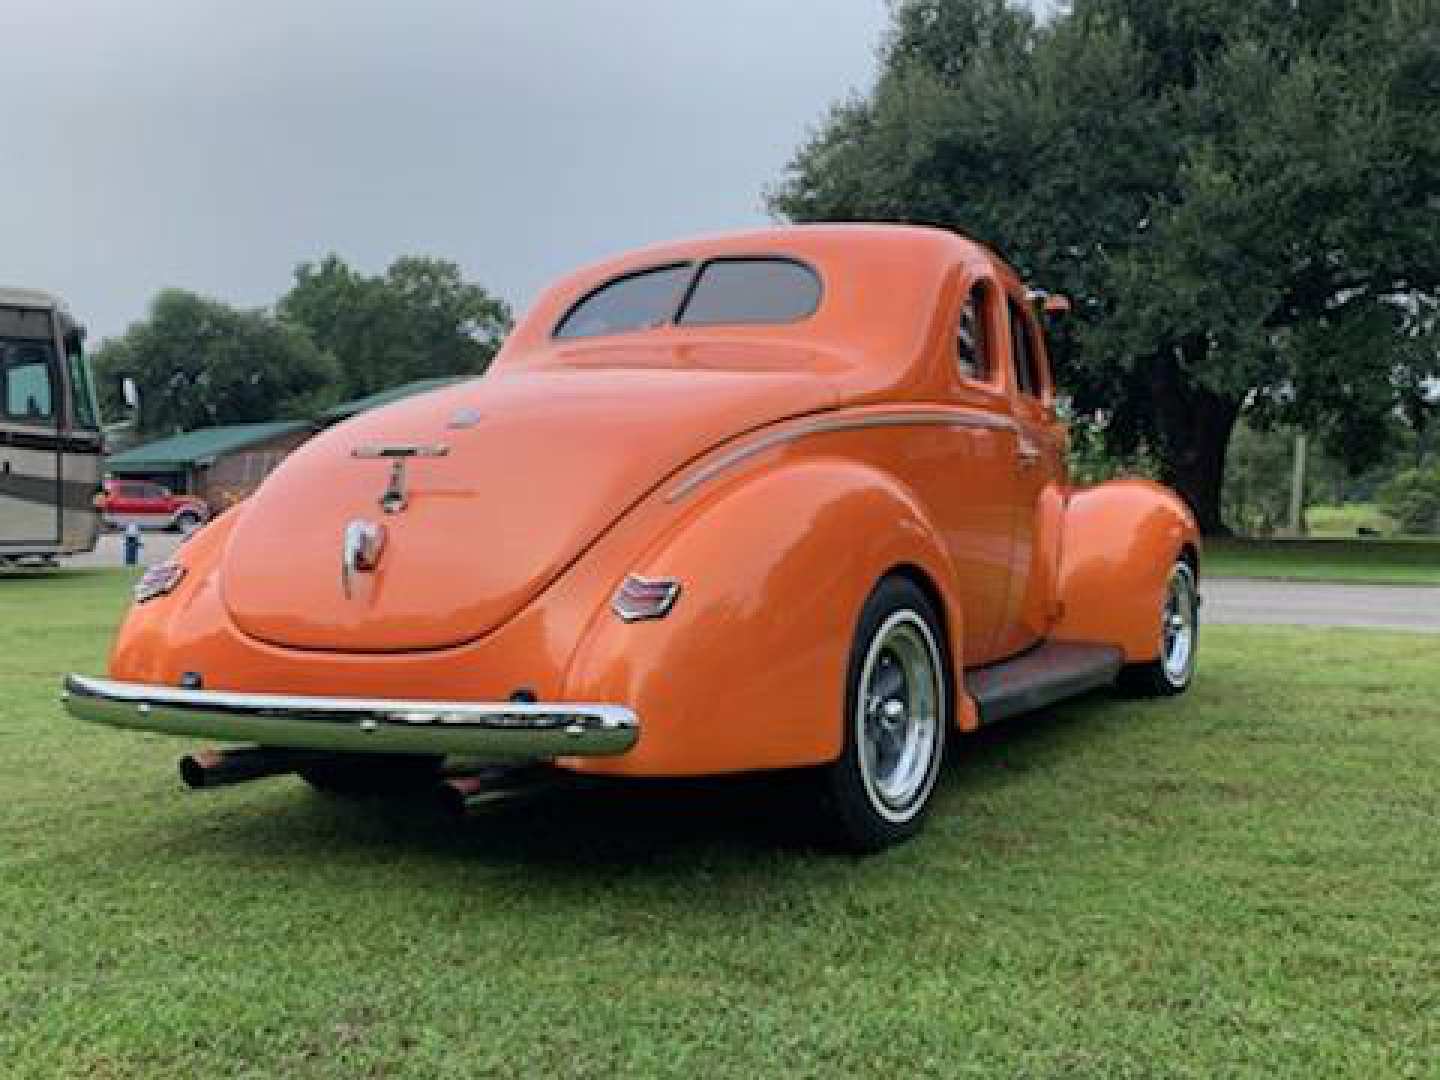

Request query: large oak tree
[{"left": 770, "top": 0, "right": 1440, "bottom": 533}]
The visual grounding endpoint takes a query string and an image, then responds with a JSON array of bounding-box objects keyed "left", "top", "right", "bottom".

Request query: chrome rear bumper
[{"left": 62, "top": 674, "right": 638, "bottom": 759}]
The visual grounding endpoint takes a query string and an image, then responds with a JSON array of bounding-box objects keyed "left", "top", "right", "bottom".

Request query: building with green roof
[
  {"left": 106, "top": 421, "right": 314, "bottom": 509},
  {"left": 104, "top": 377, "right": 470, "bottom": 509},
  {"left": 106, "top": 421, "right": 312, "bottom": 474}
]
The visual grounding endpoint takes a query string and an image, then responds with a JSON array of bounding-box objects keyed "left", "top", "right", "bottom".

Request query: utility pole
[{"left": 1288, "top": 431, "right": 1308, "bottom": 536}]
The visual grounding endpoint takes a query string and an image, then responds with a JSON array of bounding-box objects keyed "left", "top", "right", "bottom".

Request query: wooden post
[{"left": 1288, "top": 432, "right": 1308, "bottom": 536}]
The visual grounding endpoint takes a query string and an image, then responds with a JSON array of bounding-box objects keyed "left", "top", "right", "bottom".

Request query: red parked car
[{"left": 99, "top": 479, "right": 209, "bottom": 534}]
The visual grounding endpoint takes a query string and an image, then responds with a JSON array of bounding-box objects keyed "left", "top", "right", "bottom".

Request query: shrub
[{"left": 1377, "top": 467, "right": 1440, "bottom": 535}]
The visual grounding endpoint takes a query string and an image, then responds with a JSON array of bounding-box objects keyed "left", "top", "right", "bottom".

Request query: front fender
[
  {"left": 1051, "top": 479, "right": 1200, "bottom": 662},
  {"left": 561, "top": 458, "right": 966, "bottom": 776}
]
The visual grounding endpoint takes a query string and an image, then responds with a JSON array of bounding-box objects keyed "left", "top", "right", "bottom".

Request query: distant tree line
[
  {"left": 1223, "top": 420, "right": 1439, "bottom": 535},
  {"left": 93, "top": 256, "right": 511, "bottom": 437},
  {"left": 771, "top": 0, "right": 1440, "bottom": 534}
]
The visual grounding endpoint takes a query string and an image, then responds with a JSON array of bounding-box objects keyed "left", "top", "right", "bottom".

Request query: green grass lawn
[
  {"left": 1207, "top": 537, "right": 1440, "bottom": 586},
  {"left": 1304, "top": 503, "right": 1399, "bottom": 538},
  {"left": 3, "top": 572, "right": 1439, "bottom": 1078}
]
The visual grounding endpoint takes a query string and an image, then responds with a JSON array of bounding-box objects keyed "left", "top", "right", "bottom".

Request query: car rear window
[
  {"left": 554, "top": 264, "right": 693, "bottom": 339},
  {"left": 553, "top": 257, "right": 822, "bottom": 339},
  {"left": 677, "top": 258, "right": 821, "bottom": 326}
]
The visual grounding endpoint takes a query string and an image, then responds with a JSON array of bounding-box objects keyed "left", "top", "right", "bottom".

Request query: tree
[
  {"left": 1222, "top": 423, "right": 1297, "bottom": 535},
  {"left": 91, "top": 290, "right": 340, "bottom": 437},
  {"left": 279, "top": 255, "right": 512, "bottom": 399},
  {"left": 770, "top": 0, "right": 1440, "bottom": 533}
]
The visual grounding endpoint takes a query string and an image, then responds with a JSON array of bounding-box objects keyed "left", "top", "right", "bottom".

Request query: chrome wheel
[
  {"left": 855, "top": 610, "right": 944, "bottom": 824},
  {"left": 1160, "top": 563, "right": 1198, "bottom": 688}
]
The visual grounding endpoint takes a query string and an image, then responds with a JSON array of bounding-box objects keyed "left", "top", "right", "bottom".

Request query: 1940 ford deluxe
[{"left": 64, "top": 225, "right": 1199, "bottom": 851}]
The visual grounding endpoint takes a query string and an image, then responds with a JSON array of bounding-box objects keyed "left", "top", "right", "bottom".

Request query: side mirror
[{"left": 106, "top": 377, "right": 143, "bottom": 438}]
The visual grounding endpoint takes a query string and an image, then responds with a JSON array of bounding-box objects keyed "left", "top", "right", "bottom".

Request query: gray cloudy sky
[{"left": 4, "top": 1, "right": 897, "bottom": 342}]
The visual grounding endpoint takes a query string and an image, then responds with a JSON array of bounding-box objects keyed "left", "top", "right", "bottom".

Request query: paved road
[
  {"left": 40, "top": 542, "right": 1440, "bottom": 634},
  {"left": 70, "top": 531, "right": 186, "bottom": 569},
  {"left": 1204, "top": 577, "right": 1440, "bottom": 634}
]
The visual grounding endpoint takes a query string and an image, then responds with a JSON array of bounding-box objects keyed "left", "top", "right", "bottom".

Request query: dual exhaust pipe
[
  {"left": 178, "top": 745, "right": 562, "bottom": 814},
  {"left": 179, "top": 746, "right": 333, "bottom": 789}
]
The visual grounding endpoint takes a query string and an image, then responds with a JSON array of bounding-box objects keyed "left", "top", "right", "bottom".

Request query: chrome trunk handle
[
  {"left": 351, "top": 444, "right": 450, "bottom": 459},
  {"left": 351, "top": 444, "right": 450, "bottom": 514}
]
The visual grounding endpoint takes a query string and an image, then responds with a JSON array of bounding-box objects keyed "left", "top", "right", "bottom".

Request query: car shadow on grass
[{"left": 139, "top": 686, "right": 1134, "bottom": 875}]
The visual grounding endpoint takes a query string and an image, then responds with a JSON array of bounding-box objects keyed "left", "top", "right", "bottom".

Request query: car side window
[
  {"left": 1008, "top": 299, "right": 1044, "bottom": 399},
  {"left": 955, "top": 283, "right": 992, "bottom": 382}
]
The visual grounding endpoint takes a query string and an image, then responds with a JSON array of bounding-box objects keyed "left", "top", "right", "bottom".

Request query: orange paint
[{"left": 106, "top": 225, "right": 1198, "bottom": 776}]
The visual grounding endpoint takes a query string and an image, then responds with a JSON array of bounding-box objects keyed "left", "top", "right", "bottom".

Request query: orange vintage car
[{"left": 64, "top": 225, "right": 1200, "bottom": 851}]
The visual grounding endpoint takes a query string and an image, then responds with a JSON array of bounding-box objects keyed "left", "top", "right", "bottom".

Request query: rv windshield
[
  {"left": 1, "top": 338, "right": 57, "bottom": 425},
  {"left": 0, "top": 334, "right": 100, "bottom": 431}
]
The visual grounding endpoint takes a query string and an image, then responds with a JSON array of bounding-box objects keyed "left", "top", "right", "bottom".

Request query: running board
[{"left": 965, "top": 641, "right": 1124, "bottom": 725}]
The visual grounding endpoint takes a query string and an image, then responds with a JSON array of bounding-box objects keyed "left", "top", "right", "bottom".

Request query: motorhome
[{"left": 0, "top": 289, "right": 104, "bottom": 566}]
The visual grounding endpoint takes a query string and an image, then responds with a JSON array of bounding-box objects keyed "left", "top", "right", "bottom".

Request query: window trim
[
  {"left": 674, "top": 255, "right": 823, "bottom": 328},
  {"left": 552, "top": 261, "right": 696, "bottom": 341},
  {"left": 954, "top": 279, "right": 998, "bottom": 387},
  {"left": 551, "top": 254, "right": 823, "bottom": 340}
]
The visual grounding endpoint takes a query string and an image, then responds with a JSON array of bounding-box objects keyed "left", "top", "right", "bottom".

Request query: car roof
[{"left": 499, "top": 224, "right": 1019, "bottom": 368}]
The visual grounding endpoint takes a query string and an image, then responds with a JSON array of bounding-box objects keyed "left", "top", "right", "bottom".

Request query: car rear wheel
[
  {"left": 1120, "top": 560, "right": 1199, "bottom": 696},
  {"left": 822, "top": 576, "right": 948, "bottom": 853},
  {"left": 298, "top": 753, "right": 444, "bottom": 797}
]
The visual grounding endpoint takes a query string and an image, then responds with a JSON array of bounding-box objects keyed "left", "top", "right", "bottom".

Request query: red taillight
[{"left": 611, "top": 575, "right": 681, "bottom": 622}]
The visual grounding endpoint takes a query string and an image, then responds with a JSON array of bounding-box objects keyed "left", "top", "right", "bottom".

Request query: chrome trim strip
[
  {"left": 62, "top": 674, "right": 638, "bottom": 759},
  {"left": 350, "top": 444, "right": 450, "bottom": 459},
  {"left": 667, "top": 410, "right": 1016, "bottom": 502}
]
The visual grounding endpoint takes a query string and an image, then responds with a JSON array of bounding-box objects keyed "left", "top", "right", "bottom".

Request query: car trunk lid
[{"left": 221, "top": 366, "right": 835, "bottom": 652}]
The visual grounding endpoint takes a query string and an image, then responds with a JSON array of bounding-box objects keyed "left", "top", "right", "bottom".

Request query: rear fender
[
  {"left": 562, "top": 458, "right": 970, "bottom": 776},
  {"left": 1051, "top": 479, "right": 1199, "bottom": 661},
  {"left": 109, "top": 508, "right": 242, "bottom": 680}
]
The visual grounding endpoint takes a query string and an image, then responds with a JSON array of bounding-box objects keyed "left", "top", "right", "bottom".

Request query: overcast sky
[{"left": 4, "top": 1, "right": 904, "bottom": 343}]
